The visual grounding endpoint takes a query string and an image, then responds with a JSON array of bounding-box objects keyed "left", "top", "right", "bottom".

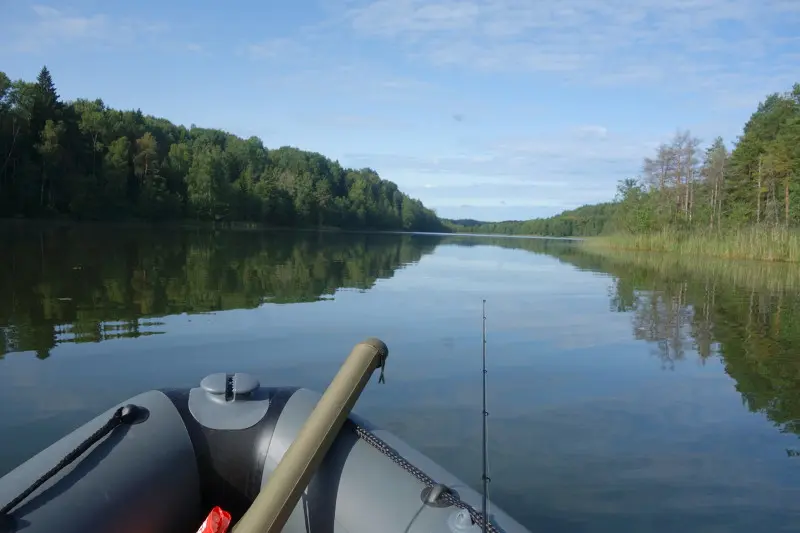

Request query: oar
[{"left": 232, "top": 337, "right": 389, "bottom": 533}]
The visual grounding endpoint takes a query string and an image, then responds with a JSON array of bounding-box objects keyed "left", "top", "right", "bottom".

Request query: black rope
[
  {"left": 0, "top": 404, "right": 141, "bottom": 516},
  {"left": 352, "top": 424, "right": 504, "bottom": 533},
  {"left": 365, "top": 351, "right": 501, "bottom": 529}
]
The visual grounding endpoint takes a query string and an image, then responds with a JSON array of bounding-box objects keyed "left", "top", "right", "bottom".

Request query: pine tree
[
  {"left": 31, "top": 66, "right": 60, "bottom": 136},
  {"left": 35, "top": 66, "right": 59, "bottom": 109}
]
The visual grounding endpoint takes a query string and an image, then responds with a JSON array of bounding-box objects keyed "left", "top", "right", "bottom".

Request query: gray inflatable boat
[{"left": 0, "top": 360, "right": 531, "bottom": 532}]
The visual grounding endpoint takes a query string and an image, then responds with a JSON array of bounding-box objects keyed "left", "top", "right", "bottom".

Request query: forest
[
  {"left": 447, "top": 82, "right": 800, "bottom": 243},
  {"left": 610, "top": 86, "right": 800, "bottom": 233},
  {"left": 0, "top": 66, "right": 445, "bottom": 232},
  {"left": 443, "top": 202, "right": 617, "bottom": 237},
  {"left": 3, "top": 65, "right": 797, "bottom": 245}
]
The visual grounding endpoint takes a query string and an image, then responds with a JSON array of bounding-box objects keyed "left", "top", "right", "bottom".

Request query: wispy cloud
[
  {"left": 346, "top": 126, "right": 652, "bottom": 180},
  {"left": 378, "top": 78, "right": 434, "bottom": 90},
  {"left": 246, "top": 37, "right": 303, "bottom": 60},
  {"left": 9, "top": 4, "right": 167, "bottom": 52},
  {"left": 338, "top": 0, "right": 799, "bottom": 98},
  {"left": 341, "top": 125, "right": 651, "bottom": 214},
  {"left": 321, "top": 114, "right": 414, "bottom": 129},
  {"left": 254, "top": 60, "right": 440, "bottom": 104},
  {"left": 575, "top": 125, "right": 609, "bottom": 140}
]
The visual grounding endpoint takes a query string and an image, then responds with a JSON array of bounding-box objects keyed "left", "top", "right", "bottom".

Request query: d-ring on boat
[{"left": 0, "top": 338, "right": 531, "bottom": 533}]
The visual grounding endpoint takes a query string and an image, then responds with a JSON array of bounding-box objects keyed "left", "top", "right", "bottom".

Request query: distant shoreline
[{"left": 0, "top": 217, "right": 591, "bottom": 241}]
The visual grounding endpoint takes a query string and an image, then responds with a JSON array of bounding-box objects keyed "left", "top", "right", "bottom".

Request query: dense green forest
[
  {"left": 447, "top": 81, "right": 800, "bottom": 239},
  {"left": 444, "top": 202, "right": 617, "bottom": 237},
  {"left": 0, "top": 66, "right": 444, "bottom": 232}
]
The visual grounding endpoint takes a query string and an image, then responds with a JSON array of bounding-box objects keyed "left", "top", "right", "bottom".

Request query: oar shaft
[{"left": 233, "top": 337, "right": 388, "bottom": 533}]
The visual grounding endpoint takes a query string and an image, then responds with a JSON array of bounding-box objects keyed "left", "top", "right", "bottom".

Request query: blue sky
[{"left": 1, "top": 0, "right": 798, "bottom": 221}]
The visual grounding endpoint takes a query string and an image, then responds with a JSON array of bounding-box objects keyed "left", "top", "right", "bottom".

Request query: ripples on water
[{"left": 1, "top": 224, "right": 799, "bottom": 532}]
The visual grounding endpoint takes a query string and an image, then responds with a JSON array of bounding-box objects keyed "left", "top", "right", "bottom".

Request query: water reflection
[
  {"left": 541, "top": 246, "right": 800, "bottom": 442},
  {"left": 4, "top": 228, "right": 800, "bottom": 445},
  {"left": 3, "top": 227, "right": 800, "bottom": 531},
  {"left": 0, "top": 225, "right": 440, "bottom": 358}
]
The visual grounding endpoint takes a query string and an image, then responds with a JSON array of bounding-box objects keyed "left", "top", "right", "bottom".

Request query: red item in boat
[{"left": 195, "top": 506, "right": 231, "bottom": 533}]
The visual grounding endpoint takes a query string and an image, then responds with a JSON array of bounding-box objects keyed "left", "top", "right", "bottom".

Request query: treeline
[
  {"left": 0, "top": 67, "right": 445, "bottom": 232},
  {"left": 0, "top": 226, "right": 441, "bottom": 359},
  {"left": 444, "top": 202, "right": 617, "bottom": 237},
  {"left": 614, "top": 84, "right": 800, "bottom": 233},
  {"left": 447, "top": 82, "right": 800, "bottom": 238}
]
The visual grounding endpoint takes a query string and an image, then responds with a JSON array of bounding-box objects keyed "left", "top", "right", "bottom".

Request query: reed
[
  {"left": 584, "top": 227, "right": 800, "bottom": 263},
  {"left": 577, "top": 246, "right": 800, "bottom": 293}
]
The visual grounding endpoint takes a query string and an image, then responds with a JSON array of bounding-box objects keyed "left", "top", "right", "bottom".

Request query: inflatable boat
[{"left": 0, "top": 339, "right": 530, "bottom": 533}]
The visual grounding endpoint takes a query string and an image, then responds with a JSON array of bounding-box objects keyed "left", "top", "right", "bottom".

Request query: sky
[{"left": 0, "top": 0, "right": 798, "bottom": 222}]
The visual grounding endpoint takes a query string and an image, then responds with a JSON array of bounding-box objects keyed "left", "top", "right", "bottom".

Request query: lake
[{"left": 1, "top": 224, "right": 799, "bottom": 532}]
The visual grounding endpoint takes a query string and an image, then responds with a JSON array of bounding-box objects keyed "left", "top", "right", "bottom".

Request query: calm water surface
[{"left": 2, "top": 225, "right": 800, "bottom": 532}]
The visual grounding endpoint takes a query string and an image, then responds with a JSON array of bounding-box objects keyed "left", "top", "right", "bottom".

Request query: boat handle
[{"left": 232, "top": 337, "right": 388, "bottom": 533}]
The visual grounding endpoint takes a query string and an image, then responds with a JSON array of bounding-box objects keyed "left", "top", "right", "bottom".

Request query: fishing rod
[{"left": 481, "top": 299, "right": 490, "bottom": 533}]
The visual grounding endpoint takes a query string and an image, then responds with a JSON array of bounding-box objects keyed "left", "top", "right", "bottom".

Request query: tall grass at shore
[
  {"left": 576, "top": 246, "right": 800, "bottom": 293},
  {"left": 584, "top": 227, "right": 800, "bottom": 263}
]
